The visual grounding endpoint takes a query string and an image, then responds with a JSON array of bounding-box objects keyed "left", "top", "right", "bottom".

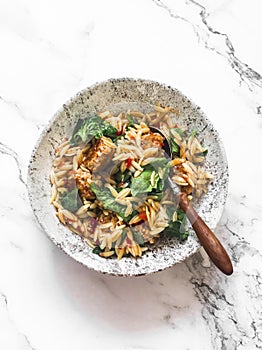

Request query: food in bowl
[{"left": 50, "top": 104, "right": 213, "bottom": 259}]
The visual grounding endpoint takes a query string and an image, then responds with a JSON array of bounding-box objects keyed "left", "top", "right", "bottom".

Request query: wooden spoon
[{"left": 150, "top": 126, "right": 233, "bottom": 275}]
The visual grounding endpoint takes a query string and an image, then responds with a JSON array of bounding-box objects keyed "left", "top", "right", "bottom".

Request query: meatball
[
  {"left": 82, "top": 136, "right": 116, "bottom": 173},
  {"left": 141, "top": 132, "right": 164, "bottom": 149},
  {"left": 97, "top": 212, "right": 119, "bottom": 226},
  {"left": 74, "top": 168, "right": 95, "bottom": 199}
]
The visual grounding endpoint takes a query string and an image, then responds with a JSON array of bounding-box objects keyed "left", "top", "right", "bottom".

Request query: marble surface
[{"left": 0, "top": 0, "right": 261, "bottom": 349}]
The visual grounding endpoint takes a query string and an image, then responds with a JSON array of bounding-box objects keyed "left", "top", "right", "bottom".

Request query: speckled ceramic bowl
[{"left": 27, "top": 78, "right": 228, "bottom": 276}]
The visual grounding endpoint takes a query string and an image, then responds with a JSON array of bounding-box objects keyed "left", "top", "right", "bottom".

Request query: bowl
[{"left": 27, "top": 78, "right": 228, "bottom": 276}]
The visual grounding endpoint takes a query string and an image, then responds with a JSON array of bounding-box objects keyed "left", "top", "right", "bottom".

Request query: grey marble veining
[
  {"left": 153, "top": 0, "right": 262, "bottom": 90},
  {"left": 0, "top": 0, "right": 262, "bottom": 349}
]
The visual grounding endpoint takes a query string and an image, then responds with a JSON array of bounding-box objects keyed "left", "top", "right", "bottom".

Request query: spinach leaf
[
  {"left": 176, "top": 208, "right": 187, "bottom": 223},
  {"left": 101, "top": 121, "right": 118, "bottom": 139},
  {"left": 130, "top": 168, "right": 153, "bottom": 196},
  {"left": 163, "top": 207, "right": 189, "bottom": 241},
  {"left": 130, "top": 165, "right": 160, "bottom": 196},
  {"left": 170, "top": 139, "right": 180, "bottom": 155},
  {"left": 195, "top": 149, "right": 208, "bottom": 157},
  {"left": 132, "top": 231, "right": 145, "bottom": 245},
  {"left": 161, "top": 162, "right": 172, "bottom": 181},
  {"left": 170, "top": 128, "right": 185, "bottom": 156},
  {"left": 171, "top": 127, "right": 185, "bottom": 138},
  {"left": 150, "top": 158, "right": 172, "bottom": 183},
  {"left": 71, "top": 115, "right": 101, "bottom": 144},
  {"left": 188, "top": 130, "right": 208, "bottom": 158},
  {"left": 71, "top": 119, "right": 85, "bottom": 144},
  {"left": 114, "top": 170, "right": 131, "bottom": 184},
  {"left": 60, "top": 188, "right": 80, "bottom": 212},
  {"left": 71, "top": 115, "right": 118, "bottom": 145},
  {"left": 189, "top": 129, "right": 198, "bottom": 137},
  {"left": 156, "top": 176, "right": 165, "bottom": 192},
  {"left": 130, "top": 159, "right": 171, "bottom": 197},
  {"left": 90, "top": 183, "right": 132, "bottom": 222},
  {"left": 165, "top": 205, "right": 177, "bottom": 221},
  {"left": 149, "top": 191, "right": 163, "bottom": 201},
  {"left": 163, "top": 220, "right": 189, "bottom": 241},
  {"left": 152, "top": 159, "right": 172, "bottom": 192},
  {"left": 92, "top": 246, "right": 103, "bottom": 255},
  {"left": 126, "top": 113, "right": 136, "bottom": 128},
  {"left": 147, "top": 157, "right": 169, "bottom": 169}
]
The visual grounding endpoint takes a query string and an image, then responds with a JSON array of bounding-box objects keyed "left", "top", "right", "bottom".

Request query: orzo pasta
[{"left": 50, "top": 104, "right": 212, "bottom": 259}]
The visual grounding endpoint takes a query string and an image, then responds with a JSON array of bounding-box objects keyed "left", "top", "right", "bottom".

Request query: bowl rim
[{"left": 27, "top": 77, "right": 229, "bottom": 276}]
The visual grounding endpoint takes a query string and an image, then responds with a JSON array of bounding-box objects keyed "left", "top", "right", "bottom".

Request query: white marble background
[{"left": 1, "top": 0, "right": 262, "bottom": 349}]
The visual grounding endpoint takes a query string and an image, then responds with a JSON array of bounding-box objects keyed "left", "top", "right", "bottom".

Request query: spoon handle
[{"left": 179, "top": 193, "right": 233, "bottom": 275}]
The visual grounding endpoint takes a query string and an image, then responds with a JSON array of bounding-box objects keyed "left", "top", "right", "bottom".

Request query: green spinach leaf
[
  {"left": 71, "top": 115, "right": 118, "bottom": 145},
  {"left": 90, "top": 183, "right": 132, "bottom": 222},
  {"left": 114, "top": 170, "right": 131, "bottom": 185},
  {"left": 170, "top": 128, "right": 185, "bottom": 156},
  {"left": 163, "top": 208, "right": 189, "bottom": 241},
  {"left": 132, "top": 231, "right": 145, "bottom": 245},
  {"left": 165, "top": 205, "right": 177, "bottom": 221},
  {"left": 176, "top": 208, "right": 187, "bottom": 223},
  {"left": 151, "top": 158, "right": 172, "bottom": 191},
  {"left": 171, "top": 127, "right": 185, "bottom": 138},
  {"left": 195, "top": 149, "right": 208, "bottom": 157},
  {"left": 101, "top": 121, "right": 118, "bottom": 139},
  {"left": 92, "top": 246, "right": 103, "bottom": 255},
  {"left": 130, "top": 168, "right": 153, "bottom": 196},
  {"left": 161, "top": 162, "right": 172, "bottom": 181},
  {"left": 130, "top": 165, "right": 160, "bottom": 196},
  {"left": 147, "top": 157, "right": 169, "bottom": 169},
  {"left": 189, "top": 129, "right": 198, "bottom": 137},
  {"left": 130, "top": 159, "right": 171, "bottom": 196},
  {"left": 149, "top": 191, "right": 163, "bottom": 201},
  {"left": 170, "top": 139, "right": 180, "bottom": 155},
  {"left": 126, "top": 113, "right": 136, "bottom": 128},
  {"left": 163, "top": 220, "right": 189, "bottom": 241},
  {"left": 60, "top": 188, "right": 80, "bottom": 212},
  {"left": 149, "top": 158, "right": 171, "bottom": 185}
]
